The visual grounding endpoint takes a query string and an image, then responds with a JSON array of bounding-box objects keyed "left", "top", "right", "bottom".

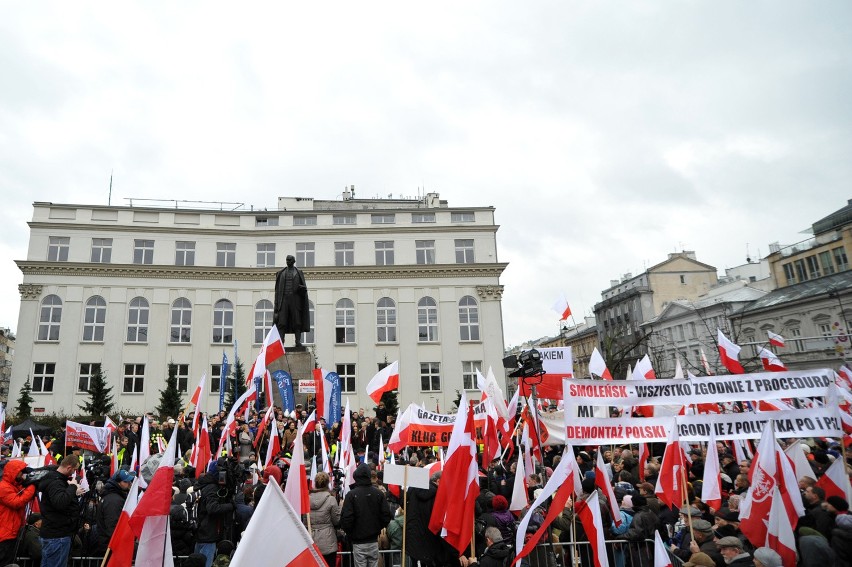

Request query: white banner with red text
[
  {"left": 65, "top": 421, "right": 111, "bottom": 453},
  {"left": 388, "top": 403, "right": 491, "bottom": 450}
]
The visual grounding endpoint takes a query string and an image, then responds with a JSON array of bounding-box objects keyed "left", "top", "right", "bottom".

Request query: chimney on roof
[
  {"left": 343, "top": 187, "right": 351, "bottom": 200},
  {"left": 351, "top": 185, "right": 355, "bottom": 199}
]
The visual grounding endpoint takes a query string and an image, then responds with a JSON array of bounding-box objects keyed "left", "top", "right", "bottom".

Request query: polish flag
[
  {"left": 428, "top": 391, "right": 480, "bottom": 554},
  {"left": 230, "top": 477, "right": 328, "bottom": 567},
  {"left": 759, "top": 348, "right": 787, "bottom": 372},
  {"left": 265, "top": 416, "right": 282, "bottom": 468},
  {"left": 551, "top": 294, "right": 572, "bottom": 321},
  {"left": 192, "top": 416, "right": 212, "bottom": 479},
  {"left": 701, "top": 430, "right": 722, "bottom": 511},
  {"left": 302, "top": 410, "right": 317, "bottom": 435},
  {"left": 104, "top": 415, "right": 117, "bottom": 433},
  {"left": 631, "top": 355, "right": 656, "bottom": 418},
  {"left": 655, "top": 426, "right": 688, "bottom": 509},
  {"left": 783, "top": 441, "right": 813, "bottom": 483},
  {"left": 247, "top": 326, "right": 286, "bottom": 399},
  {"left": 190, "top": 374, "right": 206, "bottom": 434},
  {"left": 284, "top": 420, "right": 310, "bottom": 514},
  {"left": 339, "top": 400, "right": 353, "bottom": 467},
  {"left": 575, "top": 491, "right": 609, "bottom": 567},
  {"left": 509, "top": 450, "right": 528, "bottom": 515},
  {"left": 766, "top": 485, "right": 798, "bottom": 567},
  {"left": 739, "top": 420, "right": 804, "bottom": 557},
  {"left": 254, "top": 406, "right": 276, "bottom": 448},
  {"left": 110, "top": 437, "right": 119, "bottom": 478},
  {"left": 768, "top": 331, "right": 785, "bottom": 348},
  {"left": 216, "top": 384, "right": 257, "bottom": 457},
  {"left": 816, "top": 457, "right": 852, "bottom": 502},
  {"left": 638, "top": 443, "right": 649, "bottom": 482},
  {"left": 837, "top": 366, "right": 852, "bottom": 391},
  {"left": 137, "top": 418, "right": 150, "bottom": 487},
  {"left": 653, "top": 531, "right": 673, "bottom": 567},
  {"left": 366, "top": 361, "right": 399, "bottom": 405},
  {"left": 314, "top": 369, "right": 342, "bottom": 424},
  {"left": 717, "top": 329, "right": 745, "bottom": 374},
  {"left": 700, "top": 348, "right": 713, "bottom": 375},
  {"left": 595, "top": 449, "right": 622, "bottom": 527},
  {"left": 589, "top": 348, "right": 612, "bottom": 380},
  {"left": 103, "top": 476, "right": 140, "bottom": 567},
  {"left": 129, "top": 427, "right": 180, "bottom": 567}
]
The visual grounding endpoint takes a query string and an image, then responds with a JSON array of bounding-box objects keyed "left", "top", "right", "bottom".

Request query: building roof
[
  {"left": 644, "top": 285, "right": 767, "bottom": 326},
  {"left": 812, "top": 199, "right": 852, "bottom": 236},
  {"left": 736, "top": 270, "right": 852, "bottom": 315}
]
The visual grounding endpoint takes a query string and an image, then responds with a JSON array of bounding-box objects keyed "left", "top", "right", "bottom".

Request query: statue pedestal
[{"left": 268, "top": 350, "right": 316, "bottom": 410}]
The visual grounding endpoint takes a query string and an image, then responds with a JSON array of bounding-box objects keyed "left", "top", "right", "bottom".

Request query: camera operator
[
  {"left": 91, "top": 469, "right": 136, "bottom": 557},
  {"left": 0, "top": 459, "right": 38, "bottom": 566},
  {"left": 194, "top": 458, "right": 236, "bottom": 567},
  {"left": 37, "top": 455, "right": 85, "bottom": 567}
]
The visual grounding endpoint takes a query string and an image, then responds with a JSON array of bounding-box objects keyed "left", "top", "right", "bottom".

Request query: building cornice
[{"left": 16, "top": 261, "right": 508, "bottom": 282}]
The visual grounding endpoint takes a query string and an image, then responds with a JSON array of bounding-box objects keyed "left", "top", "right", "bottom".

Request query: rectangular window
[
  {"left": 794, "top": 259, "right": 808, "bottom": 282},
  {"left": 296, "top": 243, "right": 315, "bottom": 267},
  {"left": 833, "top": 247, "right": 849, "bottom": 272},
  {"left": 294, "top": 215, "right": 317, "bottom": 226},
  {"left": 255, "top": 216, "right": 279, "bottom": 227},
  {"left": 679, "top": 274, "right": 686, "bottom": 284},
  {"left": 134, "top": 240, "right": 154, "bottom": 264},
  {"left": 123, "top": 363, "right": 145, "bottom": 393},
  {"left": 336, "top": 363, "right": 356, "bottom": 393},
  {"left": 217, "top": 243, "right": 236, "bottom": 267},
  {"left": 454, "top": 239, "right": 475, "bottom": 263},
  {"left": 806, "top": 255, "right": 821, "bottom": 279},
  {"left": 412, "top": 212, "right": 435, "bottom": 223},
  {"left": 210, "top": 364, "right": 223, "bottom": 393},
  {"left": 676, "top": 325, "right": 685, "bottom": 341},
  {"left": 819, "top": 251, "right": 836, "bottom": 275},
  {"left": 333, "top": 214, "right": 357, "bottom": 225},
  {"left": 688, "top": 322, "right": 697, "bottom": 339},
  {"left": 375, "top": 241, "right": 394, "bottom": 266},
  {"left": 175, "top": 241, "right": 195, "bottom": 266},
  {"left": 790, "top": 328, "right": 803, "bottom": 352},
  {"left": 371, "top": 214, "right": 395, "bottom": 224},
  {"left": 420, "top": 362, "right": 441, "bottom": 392},
  {"left": 462, "top": 361, "right": 480, "bottom": 390},
  {"left": 78, "top": 362, "right": 101, "bottom": 393},
  {"left": 91, "top": 238, "right": 113, "bottom": 263},
  {"left": 33, "top": 362, "right": 55, "bottom": 393},
  {"left": 783, "top": 263, "right": 796, "bottom": 285},
  {"left": 335, "top": 242, "right": 354, "bottom": 266},
  {"left": 451, "top": 212, "right": 475, "bottom": 223},
  {"left": 416, "top": 240, "right": 436, "bottom": 265},
  {"left": 48, "top": 236, "right": 70, "bottom": 262},
  {"left": 174, "top": 363, "right": 189, "bottom": 393},
  {"left": 257, "top": 243, "right": 276, "bottom": 267}
]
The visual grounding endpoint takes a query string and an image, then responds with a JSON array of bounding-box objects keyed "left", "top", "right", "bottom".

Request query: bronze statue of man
[{"left": 274, "top": 255, "right": 310, "bottom": 346}]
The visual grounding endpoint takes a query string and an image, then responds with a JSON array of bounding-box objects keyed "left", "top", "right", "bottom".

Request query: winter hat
[
  {"left": 492, "top": 495, "right": 509, "bottom": 511},
  {"left": 716, "top": 536, "right": 743, "bottom": 549},
  {"left": 692, "top": 519, "right": 713, "bottom": 534},
  {"left": 683, "top": 553, "right": 716, "bottom": 567},
  {"left": 621, "top": 495, "right": 634, "bottom": 510},
  {"left": 827, "top": 495, "right": 849, "bottom": 512},
  {"left": 753, "top": 547, "right": 782, "bottom": 567},
  {"left": 714, "top": 525, "right": 738, "bottom": 539},
  {"left": 632, "top": 495, "right": 648, "bottom": 508},
  {"left": 115, "top": 469, "right": 137, "bottom": 483}
]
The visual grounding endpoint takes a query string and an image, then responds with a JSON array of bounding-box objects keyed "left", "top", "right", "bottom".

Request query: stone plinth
[{"left": 268, "top": 349, "right": 316, "bottom": 408}]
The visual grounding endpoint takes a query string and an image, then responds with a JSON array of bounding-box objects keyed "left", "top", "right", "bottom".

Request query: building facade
[
  {"left": 0, "top": 328, "right": 14, "bottom": 404},
  {"left": 12, "top": 192, "right": 507, "bottom": 416}
]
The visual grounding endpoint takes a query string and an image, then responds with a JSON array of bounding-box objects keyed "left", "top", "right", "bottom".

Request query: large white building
[{"left": 12, "top": 191, "right": 507, "bottom": 416}]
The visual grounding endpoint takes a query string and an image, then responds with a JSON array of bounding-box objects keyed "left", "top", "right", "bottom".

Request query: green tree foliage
[
  {"left": 78, "top": 365, "right": 115, "bottom": 418},
  {"left": 225, "top": 356, "right": 247, "bottom": 413},
  {"left": 380, "top": 390, "right": 399, "bottom": 419},
  {"left": 15, "top": 377, "right": 34, "bottom": 420},
  {"left": 156, "top": 362, "right": 184, "bottom": 419}
]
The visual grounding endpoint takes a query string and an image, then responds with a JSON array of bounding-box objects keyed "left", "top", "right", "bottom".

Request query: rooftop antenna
[
  {"left": 108, "top": 170, "right": 113, "bottom": 206},
  {"left": 746, "top": 243, "right": 752, "bottom": 263}
]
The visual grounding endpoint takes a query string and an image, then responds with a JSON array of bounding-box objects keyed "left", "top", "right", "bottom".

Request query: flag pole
[
  {"left": 681, "top": 463, "right": 694, "bottom": 543},
  {"left": 402, "top": 466, "right": 409, "bottom": 567}
]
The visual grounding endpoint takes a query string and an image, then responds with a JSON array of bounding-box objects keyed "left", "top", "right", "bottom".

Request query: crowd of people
[{"left": 0, "top": 399, "right": 850, "bottom": 567}]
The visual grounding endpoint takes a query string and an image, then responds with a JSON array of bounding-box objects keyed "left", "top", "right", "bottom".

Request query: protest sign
[{"left": 65, "top": 421, "right": 111, "bottom": 453}]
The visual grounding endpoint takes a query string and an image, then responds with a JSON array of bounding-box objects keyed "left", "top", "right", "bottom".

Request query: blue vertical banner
[
  {"left": 254, "top": 375, "right": 263, "bottom": 412},
  {"left": 273, "top": 369, "right": 295, "bottom": 413},
  {"left": 326, "top": 371, "right": 342, "bottom": 424},
  {"left": 219, "top": 352, "right": 229, "bottom": 412}
]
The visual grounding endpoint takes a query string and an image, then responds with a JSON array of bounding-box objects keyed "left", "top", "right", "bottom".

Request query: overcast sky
[{"left": 2, "top": 2, "right": 850, "bottom": 348}]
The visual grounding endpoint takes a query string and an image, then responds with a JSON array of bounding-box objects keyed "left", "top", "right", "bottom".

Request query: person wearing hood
[
  {"left": 0, "top": 459, "right": 37, "bottom": 565},
  {"left": 341, "top": 463, "right": 391, "bottom": 567},
  {"left": 91, "top": 469, "right": 137, "bottom": 557},
  {"left": 194, "top": 462, "right": 235, "bottom": 567},
  {"left": 308, "top": 472, "right": 341, "bottom": 567}
]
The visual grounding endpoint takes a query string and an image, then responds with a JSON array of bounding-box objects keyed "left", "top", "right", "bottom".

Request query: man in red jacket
[{"left": 0, "top": 460, "right": 37, "bottom": 566}]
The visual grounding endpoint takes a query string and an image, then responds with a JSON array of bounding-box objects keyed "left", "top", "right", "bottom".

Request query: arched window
[
  {"left": 170, "top": 298, "right": 192, "bottom": 343},
  {"left": 377, "top": 297, "right": 397, "bottom": 343},
  {"left": 254, "top": 300, "right": 274, "bottom": 344},
  {"left": 418, "top": 297, "right": 438, "bottom": 342},
  {"left": 38, "top": 295, "right": 62, "bottom": 341},
  {"left": 458, "top": 296, "right": 480, "bottom": 341},
  {"left": 82, "top": 296, "right": 107, "bottom": 342},
  {"left": 335, "top": 298, "right": 355, "bottom": 344},
  {"left": 213, "top": 299, "right": 234, "bottom": 344},
  {"left": 127, "top": 297, "right": 149, "bottom": 342},
  {"left": 303, "top": 301, "right": 316, "bottom": 345}
]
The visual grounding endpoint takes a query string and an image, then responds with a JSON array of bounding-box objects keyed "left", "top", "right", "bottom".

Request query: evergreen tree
[
  {"left": 78, "top": 365, "right": 115, "bottom": 418},
  {"left": 225, "top": 357, "right": 247, "bottom": 413},
  {"left": 16, "top": 377, "right": 34, "bottom": 420},
  {"left": 380, "top": 390, "right": 399, "bottom": 418},
  {"left": 452, "top": 389, "right": 462, "bottom": 411},
  {"left": 156, "top": 362, "right": 184, "bottom": 419}
]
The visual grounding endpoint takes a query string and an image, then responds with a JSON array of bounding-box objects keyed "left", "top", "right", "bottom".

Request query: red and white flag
[
  {"left": 509, "top": 450, "right": 528, "bottom": 515},
  {"left": 700, "top": 347, "right": 713, "bottom": 375},
  {"left": 104, "top": 415, "right": 117, "bottom": 433},
  {"left": 768, "top": 331, "right": 785, "bottom": 348},
  {"left": 230, "top": 475, "right": 328, "bottom": 567},
  {"left": 284, "top": 420, "right": 310, "bottom": 514},
  {"left": 816, "top": 456, "right": 852, "bottom": 502},
  {"left": 595, "top": 449, "right": 621, "bottom": 527},
  {"left": 655, "top": 425, "right": 688, "bottom": 509},
  {"left": 575, "top": 491, "right": 609, "bottom": 567},
  {"left": 366, "top": 361, "right": 399, "bottom": 405},
  {"left": 428, "top": 391, "right": 480, "bottom": 554},
  {"left": 638, "top": 443, "right": 649, "bottom": 482},
  {"left": 739, "top": 420, "right": 804, "bottom": 559},
  {"left": 551, "top": 294, "right": 572, "bottom": 321},
  {"left": 265, "top": 415, "right": 282, "bottom": 468},
  {"left": 759, "top": 348, "right": 787, "bottom": 372},
  {"left": 837, "top": 366, "right": 852, "bottom": 391},
  {"left": 783, "top": 441, "right": 813, "bottom": 483},
  {"left": 589, "top": 348, "right": 612, "bottom": 380},
  {"left": 192, "top": 416, "right": 212, "bottom": 479},
  {"left": 766, "top": 485, "right": 797, "bottom": 567},
  {"left": 137, "top": 418, "right": 150, "bottom": 487},
  {"left": 717, "top": 329, "right": 745, "bottom": 374},
  {"left": 653, "top": 531, "right": 672, "bottom": 567},
  {"left": 701, "top": 430, "right": 722, "bottom": 512},
  {"left": 247, "top": 326, "right": 286, "bottom": 402},
  {"left": 104, "top": 476, "right": 140, "bottom": 567},
  {"left": 190, "top": 373, "right": 206, "bottom": 433},
  {"left": 631, "top": 355, "right": 656, "bottom": 418}
]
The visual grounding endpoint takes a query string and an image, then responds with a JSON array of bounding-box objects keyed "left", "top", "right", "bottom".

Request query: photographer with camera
[
  {"left": 37, "top": 455, "right": 85, "bottom": 567},
  {"left": 194, "top": 458, "right": 236, "bottom": 567},
  {"left": 0, "top": 459, "right": 38, "bottom": 566}
]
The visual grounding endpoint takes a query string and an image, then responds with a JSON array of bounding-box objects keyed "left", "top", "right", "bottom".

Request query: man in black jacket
[
  {"left": 92, "top": 469, "right": 136, "bottom": 556},
  {"left": 194, "top": 467, "right": 235, "bottom": 567},
  {"left": 471, "top": 527, "right": 513, "bottom": 567},
  {"left": 38, "top": 455, "right": 85, "bottom": 567},
  {"left": 341, "top": 463, "right": 391, "bottom": 567}
]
